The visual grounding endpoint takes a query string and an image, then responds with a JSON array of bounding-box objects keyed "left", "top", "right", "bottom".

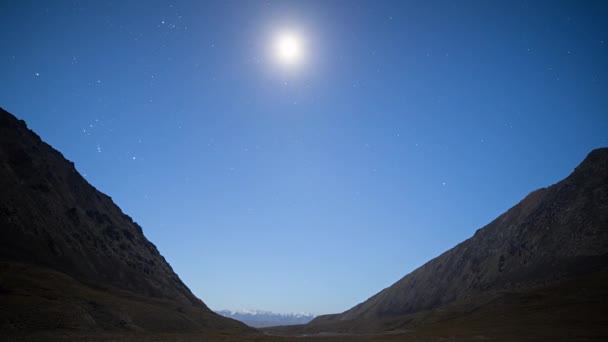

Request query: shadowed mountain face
[
  {"left": 0, "top": 108, "right": 251, "bottom": 336},
  {"left": 312, "top": 148, "right": 608, "bottom": 324}
]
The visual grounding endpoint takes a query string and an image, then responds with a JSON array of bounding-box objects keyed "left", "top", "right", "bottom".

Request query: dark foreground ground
[
  {"left": 264, "top": 271, "right": 608, "bottom": 341},
  {"left": 2, "top": 260, "right": 607, "bottom": 341}
]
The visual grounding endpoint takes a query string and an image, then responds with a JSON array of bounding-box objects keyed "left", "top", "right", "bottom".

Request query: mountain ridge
[
  {"left": 0, "top": 107, "right": 253, "bottom": 336},
  {"left": 0, "top": 107, "right": 200, "bottom": 305},
  {"left": 217, "top": 309, "right": 316, "bottom": 318},
  {"left": 311, "top": 147, "right": 608, "bottom": 323}
]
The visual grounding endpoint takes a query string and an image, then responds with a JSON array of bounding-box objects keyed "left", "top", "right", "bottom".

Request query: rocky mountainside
[
  {"left": 216, "top": 309, "right": 316, "bottom": 328},
  {"left": 312, "top": 148, "right": 608, "bottom": 323},
  {"left": 0, "top": 107, "right": 252, "bottom": 336}
]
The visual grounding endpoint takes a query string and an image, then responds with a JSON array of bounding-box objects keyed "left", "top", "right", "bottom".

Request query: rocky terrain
[
  {"left": 0, "top": 107, "right": 253, "bottom": 338},
  {"left": 266, "top": 147, "right": 608, "bottom": 339},
  {"left": 310, "top": 147, "right": 608, "bottom": 324}
]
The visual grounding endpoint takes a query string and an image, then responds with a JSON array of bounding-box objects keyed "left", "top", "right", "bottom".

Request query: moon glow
[{"left": 274, "top": 31, "right": 304, "bottom": 67}]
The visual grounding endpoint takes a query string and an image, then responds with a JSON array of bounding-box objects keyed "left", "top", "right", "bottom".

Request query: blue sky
[{"left": 1, "top": 0, "right": 607, "bottom": 314}]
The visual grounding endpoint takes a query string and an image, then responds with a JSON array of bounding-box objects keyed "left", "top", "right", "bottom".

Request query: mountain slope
[
  {"left": 312, "top": 148, "right": 608, "bottom": 323},
  {"left": 267, "top": 270, "right": 608, "bottom": 340},
  {"left": 0, "top": 107, "right": 252, "bottom": 336}
]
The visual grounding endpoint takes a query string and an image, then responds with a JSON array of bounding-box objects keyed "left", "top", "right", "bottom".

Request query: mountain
[
  {"left": 312, "top": 148, "right": 608, "bottom": 323},
  {"left": 0, "top": 107, "right": 253, "bottom": 339},
  {"left": 216, "top": 309, "right": 315, "bottom": 328},
  {"left": 2, "top": 103, "right": 607, "bottom": 340},
  {"left": 267, "top": 148, "right": 608, "bottom": 339}
]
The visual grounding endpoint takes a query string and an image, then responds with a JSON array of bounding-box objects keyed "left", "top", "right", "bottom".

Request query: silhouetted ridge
[
  {"left": 0, "top": 107, "right": 201, "bottom": 305},
  {"left": 0, "top": 107, "right": 253, "bottom": 335},
  {"left": 312, "top": 147, "right": 608, "bottom": 323}
]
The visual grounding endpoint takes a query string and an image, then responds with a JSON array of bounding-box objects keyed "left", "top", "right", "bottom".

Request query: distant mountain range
[{"left": 216, "top": 309, "right": 316, "bottom": 328}]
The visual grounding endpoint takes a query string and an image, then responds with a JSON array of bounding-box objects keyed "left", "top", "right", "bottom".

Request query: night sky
[{"left": 1, "top": 0, "right": 607, "bottom": 315}]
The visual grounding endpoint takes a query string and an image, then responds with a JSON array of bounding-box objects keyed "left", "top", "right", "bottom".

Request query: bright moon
[{"left": 274, "top": 31, "right": 304, "bottom": 66}]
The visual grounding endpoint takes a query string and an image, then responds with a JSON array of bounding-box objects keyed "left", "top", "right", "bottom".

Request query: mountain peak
[{"left": 573, "top": 147, "right": 608, "bottom": 178}]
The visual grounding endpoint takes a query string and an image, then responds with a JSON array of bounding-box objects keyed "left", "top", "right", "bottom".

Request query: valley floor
[{"left": 2, "top": 261, "right": 607, "bottom": 341}]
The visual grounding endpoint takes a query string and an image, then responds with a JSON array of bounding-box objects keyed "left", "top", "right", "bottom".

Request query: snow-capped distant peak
[{"left": 215, "top": 309, "right": 316, "bottom": 328}]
